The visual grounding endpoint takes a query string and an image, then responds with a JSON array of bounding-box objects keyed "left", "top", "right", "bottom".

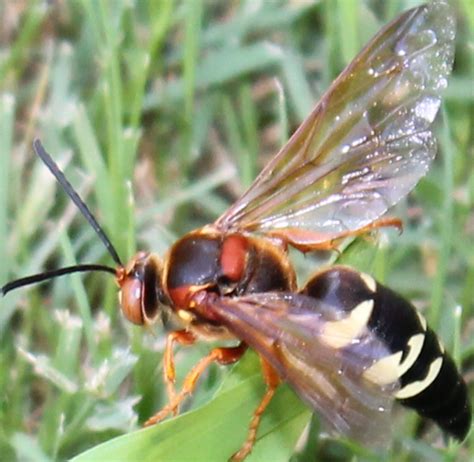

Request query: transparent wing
[
  {"left": 216, "top": 1, "right": 455, "bottom": 244},
  {"left": 206, "top": 292, "right": 399, "bottom": 445}
]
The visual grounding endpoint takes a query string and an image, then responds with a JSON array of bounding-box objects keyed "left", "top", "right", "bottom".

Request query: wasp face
[{"left": 116, "top": 252, "right": 167, "bottom": 326}]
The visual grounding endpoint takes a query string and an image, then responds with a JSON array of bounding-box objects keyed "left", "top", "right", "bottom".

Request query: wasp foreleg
[
  {"left": 163, "top": 330, "right": 196, "bottom": 415},
  {"left": 145, "top": 342, "right": 248, "bottom": 427}
]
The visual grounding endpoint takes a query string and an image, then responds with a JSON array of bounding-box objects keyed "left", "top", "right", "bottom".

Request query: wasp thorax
[{"left": 116, "top": 252, "right": 165, "bottom": 326}]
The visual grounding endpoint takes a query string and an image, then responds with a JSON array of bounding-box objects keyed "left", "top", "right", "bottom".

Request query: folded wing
[{"left": 207, "top": 292, "right": 399, "bottom": 444}]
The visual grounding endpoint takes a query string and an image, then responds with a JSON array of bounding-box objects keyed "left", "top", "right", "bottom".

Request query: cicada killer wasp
[{"left": 2, "top": 1, "right": 470, "bottom": 460}]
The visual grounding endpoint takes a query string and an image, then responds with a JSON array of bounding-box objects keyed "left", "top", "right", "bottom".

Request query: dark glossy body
[
  {"left": 166, "top": 231, "right": 296, "bottom": 304},
  {"left": 125, "top": 229, "right": 471, "bottom": 442},
  {"left": 303, "top": 266, "right": 472, "bottom": 440}
]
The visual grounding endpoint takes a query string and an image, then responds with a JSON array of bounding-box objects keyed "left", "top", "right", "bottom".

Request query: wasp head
[{"left": 116, "top": 252, "right": 168, "bottom": 326}]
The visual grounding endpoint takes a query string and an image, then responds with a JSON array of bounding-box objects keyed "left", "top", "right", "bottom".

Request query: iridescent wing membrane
[
  {"left": 216, "top": 1, "right": 455, "bottom": 245},
  {"left": 208, "top": 292, "right": 399, "bottom": 445}
]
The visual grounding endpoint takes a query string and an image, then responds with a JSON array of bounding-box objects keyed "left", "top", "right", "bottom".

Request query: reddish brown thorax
[
  {"left": 116, "top": 229, "right": 296, "bottom": 331},
  {"left": 220, "top": 234, "right": 249, "bottom": 282},
  {"left": 165, "top": 230, "right": 295, "bottom": 308}
]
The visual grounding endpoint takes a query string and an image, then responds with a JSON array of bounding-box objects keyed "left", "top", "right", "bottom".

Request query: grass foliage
[{"left": 0, "top": 1, "right": 473, "bottom": 461}]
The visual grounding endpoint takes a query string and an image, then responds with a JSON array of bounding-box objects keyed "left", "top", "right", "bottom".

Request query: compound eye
[
  {"left": 117, "top": 253, "right": 164, "bottom": 326},
  {"left": 119, "top": 276, "right": 144, "bottom": 325},
  {"left": 141, "top": 259, "right": 161, "bottom": 324}
]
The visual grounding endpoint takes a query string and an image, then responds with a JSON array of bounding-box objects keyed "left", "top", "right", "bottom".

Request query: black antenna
[
  {"left": 1, "top": 265, "right": 117, "bottom": 296},
  {"left": 1, "top": 140, "right": 123, "bottom": 296},
  {"left": 33, "top": 139, "right": 123, "bottom": 267}
]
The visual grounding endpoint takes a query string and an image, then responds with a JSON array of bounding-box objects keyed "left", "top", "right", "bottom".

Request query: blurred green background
[{"left": 0, "top": 1, "right": 473, "bottom": 461}]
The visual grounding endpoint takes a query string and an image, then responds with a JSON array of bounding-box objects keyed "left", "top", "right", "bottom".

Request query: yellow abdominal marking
[
  {"left": 438, "top": 338, "right": 445, "bottom": 354},
  {"left": 363, "top": 333, "right": 425, "bottom": 385},
  {"left": 360, "top": 272, "right": 377, "bottom": 293},
  {"left": 321, "top": 299, "right": 374, "bottom": 349},
  {"left": 398, "top": 333, "right": 425, "bottom": 376},
  {"left": 416, "top": 311, "right": 427, "bottom": 331},
  {"left": 395, "top": 357, "right": 443, "bottom": 399},
  {"left": 363, "top": 351, "right": 403, "bottom": 385}
]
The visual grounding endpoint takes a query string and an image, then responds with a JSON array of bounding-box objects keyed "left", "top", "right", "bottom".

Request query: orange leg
[
  {"left": 163, "top": 330, "right": 196, "bottom": 415},
  {"left": 268, "top": 216, "right": 403, "bottom": 253},
  {"left": 145, "top": 342, "right": 248, "bottom": 427},
  {"left": 337, "top": 216, "right": 403, "bottom": 239},
  {"left": 230, "top": 357, "right": 281, "bottom": 462}
]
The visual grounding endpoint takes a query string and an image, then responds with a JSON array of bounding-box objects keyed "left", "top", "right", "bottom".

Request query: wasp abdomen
[
  {"left": 395, "top": 329, "right": 471, "bottom": 441},
  {"left": 303, "top": 266, "right": 471, "bottom": 441}
]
